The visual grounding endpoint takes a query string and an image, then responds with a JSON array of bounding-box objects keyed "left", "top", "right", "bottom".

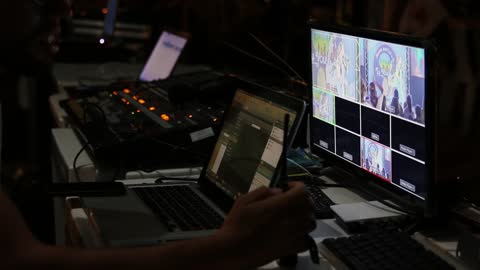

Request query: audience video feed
[
  {"left": 360, "top": 39, "right": 425, "bottom": 125},
  {"left": 361, "top": 138, "right": 392, "bottom": 182},
  {"left": 312, "top": 31, "right": 359, "bottom": 101},
  {"left": 391, "top": 117, "right": 426, "bottom": 161},
  {"left": 312, "top": 88, "right": 335, "bottom": 124}
]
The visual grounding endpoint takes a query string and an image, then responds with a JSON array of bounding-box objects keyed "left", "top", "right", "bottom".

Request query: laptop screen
[
  {"left": 139, "top": 31, "right": 188, "bottom": 82},
  {"left": 205, "top": 89, "right": 297, "bottom": 199}
]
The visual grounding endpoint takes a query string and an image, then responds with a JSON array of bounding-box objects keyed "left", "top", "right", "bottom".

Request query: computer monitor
[{"left": 308, "top": 23, "right": 436, "bottom": 214}]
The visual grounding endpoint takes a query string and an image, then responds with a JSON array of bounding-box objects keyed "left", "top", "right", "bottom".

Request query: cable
[
  {"left": 222, "top": 40, "right": 294, "bottom": 80},
  {"left": 73, "top": 143, "right": 91, "bottom": 182},
  {"left": 248, "top": 32, "right": 307, "bottom": 84},
  {"left": 82, "top": 102, "right": 107, "bottom": 125},
  {"left": 286, "top": 158, "right": 315, "bottom": 182}
]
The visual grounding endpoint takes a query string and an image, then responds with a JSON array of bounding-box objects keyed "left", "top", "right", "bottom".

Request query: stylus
[{"left": 278, "top": 114, "right": 319, "bottom": 265}]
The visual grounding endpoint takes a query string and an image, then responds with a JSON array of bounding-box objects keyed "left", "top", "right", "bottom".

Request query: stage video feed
[
  {"left": 361, "top": 138, "right": 392, "bottom": 182},
  {"left": 360, "top": 39, "right": 425, "bottom": 125},
  {"left": 312, "top": 30, "right": 359, "bottom": 101},
  {"left": 312, "top": 88, "right": 335, "bottom": 124}
]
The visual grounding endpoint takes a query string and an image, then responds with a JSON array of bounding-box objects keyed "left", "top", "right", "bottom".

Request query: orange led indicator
[
  {"left": 121, "top": 98, "right": 127, "bottom": 103},
  {"left": 161, "top": 114, "right": 170, "bottom": 121},
  {"left": 133, "top": 96, "right": 138, "bottom": 100},
  {"left": 112, "top": 91, "right": 118, "bottom": 96},
  {"left": 149, "top": 106, "right": 156, "bottom": 111},
  {"left": 213, "top": 118, "right": 218, "bottom": 122},
  {"left": 136, "top": 109, "right": 141, "bottom": 113},
  {"left": 188, "top": 114, "right": 193, "bottom": 119},
  {"left": 138, "top": 99, "right": 146, "bottom": 104},
  {"left": 102, "top": 8, "right": 108, "bottom": 15},
  {"left": 123, "top": 88, "right": 131, "bottom": 94}
]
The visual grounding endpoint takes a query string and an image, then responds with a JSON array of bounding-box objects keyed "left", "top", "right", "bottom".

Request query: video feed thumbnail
[
  {"left": 392, "top": 152, "right": 426, "bottom": 199},
  {"left": 409, "top": 47, "right": 426, "bottom": 125},
  {"left": 336, "top": 128, "right": 360, "bottom": 166},
  {"left": 361, "top": 138, "right": 392, "bottom": 182},
  {"left": 391, "top": 117, "right": 426, "bottom": 161},
  {"left": 361, "top": 106, "right": 390, "bottom": 147},
  {"left": 311, "top": 118, "right": 335, "bottom": 153},
  {"left": 312, "top": 30, "right": 359, "bottom": 101},
  {"left": 312, "top": 88, "right": 335, "bottom": 124},
  {"left": 335, "top": 97, "right": 360, "bottom": 134},
  {"left": 360, "top": 40, "right": 425, "bottom": 125}
]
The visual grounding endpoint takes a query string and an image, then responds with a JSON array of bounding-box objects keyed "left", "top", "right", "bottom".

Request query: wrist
[{"left": 210, "top": 231, "right": 254, "bottom": 270}]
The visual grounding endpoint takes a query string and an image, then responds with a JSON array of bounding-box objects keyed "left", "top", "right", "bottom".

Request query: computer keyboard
[
  {"left": 322, "top": 230, "right": 455, "bottom": 270},
  {"left": 132, "top": 185, "right": 224, "bottom": 232},
  {"left": 305, "top": 183, "right": 335, "bottom": 219}
]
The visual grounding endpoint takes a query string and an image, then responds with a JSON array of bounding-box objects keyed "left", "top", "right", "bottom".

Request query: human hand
[{"left": 215, "top": 182, "right": 316, "bottom": 268}]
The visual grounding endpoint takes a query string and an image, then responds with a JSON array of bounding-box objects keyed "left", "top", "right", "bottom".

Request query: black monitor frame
[{"left": 307, "top": 22, "right": 438, "bottom": 217}]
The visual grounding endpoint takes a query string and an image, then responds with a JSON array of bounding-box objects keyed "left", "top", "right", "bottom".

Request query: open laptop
[
  {"left": 82, "top": 80, "right": 307, "bottom": 246},
  {"left": 73, "top": 30, "right": 198, "bottom": 88},
  {"left": 139, "top": 31, "right": 189, "bottom": 82}
]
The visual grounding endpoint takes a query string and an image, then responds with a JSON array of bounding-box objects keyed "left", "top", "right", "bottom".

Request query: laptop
[
  {"left": 73, "top": 30, "right": 207, "bottom": 88},
  {"left": 82, "top": 80, "right": 307, "bottom": 247},
  {"left": 139, "top": 30, "right": 189, "bottom": 82}
]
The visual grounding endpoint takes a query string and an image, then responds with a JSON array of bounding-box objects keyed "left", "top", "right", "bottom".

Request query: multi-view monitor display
[{"left": 310, "top": 28, "right": 427, "bottom": 200}]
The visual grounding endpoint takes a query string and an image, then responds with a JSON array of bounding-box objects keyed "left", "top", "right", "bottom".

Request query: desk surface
[{"left": 61, "top": 176, "right": 473, "bottom": 270}]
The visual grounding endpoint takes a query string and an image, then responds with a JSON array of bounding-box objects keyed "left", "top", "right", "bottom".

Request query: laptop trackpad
[{"left": 83, "top": 189, "right": 170, "bottom": 247}]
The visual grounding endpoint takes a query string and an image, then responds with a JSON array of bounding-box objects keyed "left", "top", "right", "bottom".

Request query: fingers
[
  {"left": 237, "top": 186, "right": 281, "bottom": 205},
  {"left": 256, "top": 182, "right": 310, "bottom": 211}
]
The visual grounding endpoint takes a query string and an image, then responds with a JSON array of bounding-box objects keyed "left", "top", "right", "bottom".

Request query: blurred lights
[{"left": 161, "top": 114, "right": 170, "bottom": 121}]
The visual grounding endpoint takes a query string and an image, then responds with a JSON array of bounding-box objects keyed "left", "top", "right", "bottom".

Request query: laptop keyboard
[{"left": 132, "top": 185, "right": 224, "bottom": 232}]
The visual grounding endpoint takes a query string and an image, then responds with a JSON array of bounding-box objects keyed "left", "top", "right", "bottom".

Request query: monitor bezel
[{"left": 307, "top": 22, "right": 437, "bottom": 216}]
